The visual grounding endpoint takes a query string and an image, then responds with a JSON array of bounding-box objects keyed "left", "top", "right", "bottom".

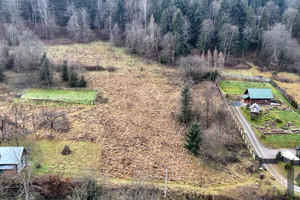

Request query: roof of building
[
  {"left": 0, "top": 147, "right": 24, "bottom": 165},
  {"left": 250, "top": 103, "right": 260, "bottom": 113},
  {"left": 243, "top": 88, "right": 274, "bottom": 99},
  {"left": 241, "top": 94, "right": 249, "bottom": 99},
  {"left": 282, "top": 151, "right": 300, "bottom": 161}
]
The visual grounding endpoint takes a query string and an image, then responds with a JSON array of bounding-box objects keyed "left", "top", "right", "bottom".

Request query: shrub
[
  {"left": 276, "top": 151, "right": 282, "bottom": 159},
  {"left": 69, "top": 71, "right": 79, "bottom": 87},
  {"left": 272, "top": 71, "right": 278, "bottom": 77},
  {"left": 284, "top": 163, "right": 292, "bottom": 171},
  {"left": 291, "top": 100, "right": 298, "bottom": 109},
  {"left": 260, "top": 134, "right": 266, "bottom": 139},
  {"left": 276, "top": 118, "right": 283, "bottom": 123},
  {"left": 78, "top": 76, "right": 87, "bottom": 88},
  {"left": 188, "top": 69, "right": 202, "bottom": 83},
  {"left": 61, "top": 60, "right": 69, "bottom": 82},
  {"left": 158, "top": 55, "right": 166, "bottom": 63},
  {"left": 250, "top": 115, "right": 257, "bottom": 121},
  {"left": 0, "top": 67, "right": 5, "bottom": 82},
  {"left": 70, "top": 177, "right": 102, "bottom": 200}
]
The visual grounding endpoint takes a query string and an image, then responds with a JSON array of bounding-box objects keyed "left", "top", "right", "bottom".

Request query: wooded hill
[{"left": 1, "top": 0, "right": 300, "bottom": 72}]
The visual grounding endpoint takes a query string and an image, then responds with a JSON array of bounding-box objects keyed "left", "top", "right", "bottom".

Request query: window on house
[
  {"left": 0, "top": 169, "right": 3, "bottom": 174},
  {"left": 261, "top": 100, "right": 268, "bottom": 103}
]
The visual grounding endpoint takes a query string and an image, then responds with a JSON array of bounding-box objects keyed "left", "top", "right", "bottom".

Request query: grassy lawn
[
  {"left": 21, "top": 88, "right": 98, "bottom": 105},
  {"left": 219, "top": 80, "right": 289, "bottom": 105},
  {"left": 241, "top": 107, "right": 300, "bottom": 148},
  {"left": 1, "top": 139, "right": 101, "bottom": 177}
]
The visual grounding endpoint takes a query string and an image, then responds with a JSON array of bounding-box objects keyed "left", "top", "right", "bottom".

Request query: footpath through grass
[{"left": 21, "top": 88, "right": 97, "bottom": 105}]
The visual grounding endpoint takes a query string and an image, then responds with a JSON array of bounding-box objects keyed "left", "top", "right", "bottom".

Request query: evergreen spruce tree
[
  {"left": 172, "top": 9, "right": 185, "bottom": 57},
  {"left": 61, "top": 60, "right": 69, "bottom": 82},
  {"left": 179, "top": 85, "right": 193, "bottom": 125},
  {"left": 259, "top": 10, "right": 269, "bottom": 30},
  {"left": 160, "top": 10, "right": 170, "bottom": 35},
  {"left": 39, "top": 53, "right": 53, "bottom": 88},
  {"left": 79, "top": 75, "right": 87, "bottom": 88},
  {"left": 184, "top": 121, "right": 202, "bottom": 155},
  {"left": 69, "top": 71, "right": 79, "bottom": 87},
  {"left": 113, "top": 0, "right": 125, "bottom": 31},
  {"left": 0, "top": 67, "right": 5, "bottom": 82}
]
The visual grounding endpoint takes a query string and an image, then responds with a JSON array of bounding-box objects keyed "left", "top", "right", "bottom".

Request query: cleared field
[
  {"left": 21, "top": 88, "right": 97, "bottom": 105},
  {"left": 219, "top": 80, "right": 289, "bottom": 105}
]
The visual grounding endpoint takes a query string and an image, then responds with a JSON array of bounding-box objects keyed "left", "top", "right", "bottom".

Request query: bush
[
  {"left": 276, "top": 151, "right": 282, "bottom": 159},
  {"left": 250, "top": 115, "right": 257, "bottom": 121},
  {"left": 276, "top": 118, "right": 283, "bottom": 123},
  {"left": 188, "top": 69, "right": 202, "bottom": 83},
  {"left": 291, "top": 100, "right": 298, "bottom": 109},
  {"left": 61, "top": 60, "right": 69, "bottom": 82},
  {"left": 78, "top": 76, "right": 87, "bottom": 88},
  {"left": 70, "top": 177, "right": 103, "bottom": 200},
  {"left": 0, "top": 67, "right": 5, "bottom": 82},
  {"left": 69, "top": 71, "right": 79, "bottom": 87},
  {"left": 260, "top": 134, "right": 266, "bottom": 139},
  {"left": 284, "top": 163, "right": 292, "bottom": 171}
]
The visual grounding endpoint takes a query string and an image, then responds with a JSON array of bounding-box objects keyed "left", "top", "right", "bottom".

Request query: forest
[{"left": 0, "top": 0, "right": 300, "bottom": 75}]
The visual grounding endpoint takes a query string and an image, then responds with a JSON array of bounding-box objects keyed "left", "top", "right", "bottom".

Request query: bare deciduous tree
[
  {"left": 36, "top": 0, "right": 57, "bottom": 39},
  {"left": 2, "top": 0, "right": 22, "bottom": 27},
  {"left": 262, "top": 23, "right": 290, "bottom": 66},
  {"left": 160, "top": 32, "right": 175, "bottom": 63},
  {"left": 218, "top": 23, "right": 239, "bottom": 61},
  {"left": 40, "top": 111, "right": 68, "bottom": 138},
  {"left": 282, "top": 7, "right": 298, "bottom": 33},
  {"left": 110, "top": 23, "right": 121, "bottom": 46}
]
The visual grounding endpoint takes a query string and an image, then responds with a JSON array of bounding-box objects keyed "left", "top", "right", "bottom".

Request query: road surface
[{"left": 232, "top": 102, "right": 300, "bottom": 193}]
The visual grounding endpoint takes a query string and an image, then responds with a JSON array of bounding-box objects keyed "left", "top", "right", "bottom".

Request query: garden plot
[{"left": 21, "top": 88, "right": 98, "bottom": 105}]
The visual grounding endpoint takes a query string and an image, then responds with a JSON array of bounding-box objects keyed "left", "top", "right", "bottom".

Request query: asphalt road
[{"left": 232, "top": 103, "right": 300, "bottom": 194}]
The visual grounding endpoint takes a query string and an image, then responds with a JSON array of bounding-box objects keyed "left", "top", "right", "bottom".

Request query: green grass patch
[
  {"left": 21, "top": 88, "right": 97, "bottom": 105},
  {"left": 31, "top": 140, "right": 101, "bottom": 176},
  {"left": 241, "top": 107, "right": 300, "bottom": 148},
  {"left": 1, "top": 139, "right": 101, "bottom": 177},
  {"left": 219, "top": 80, "right": 289, "bottom": 105}
]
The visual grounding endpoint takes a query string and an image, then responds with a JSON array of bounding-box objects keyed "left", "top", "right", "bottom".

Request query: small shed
[
  {"left": 282, "top": 151, "right": 300, "bottom": 161},
  {"left": 0, "top": 147, "right": 26, "bottom": 176},
  {"left": 250, "top": 103, "right": 260, "bottom": 117}
]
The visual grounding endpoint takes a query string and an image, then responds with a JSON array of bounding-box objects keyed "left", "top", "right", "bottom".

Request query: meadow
[{"left": 21, "top": 88, "right": 98, "bottom": 105}]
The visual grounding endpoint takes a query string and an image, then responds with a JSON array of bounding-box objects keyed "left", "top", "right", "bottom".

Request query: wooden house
[
  {"left": 0, "top": 147, "right": 26, "bottom": 176},
  {"left": 242, "top": 88, "right": 274, "bottom": 105}
]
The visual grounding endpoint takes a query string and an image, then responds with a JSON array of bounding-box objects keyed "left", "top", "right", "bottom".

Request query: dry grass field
[{"left": 0, "top": 41, "right": 261, "bottom": 194}]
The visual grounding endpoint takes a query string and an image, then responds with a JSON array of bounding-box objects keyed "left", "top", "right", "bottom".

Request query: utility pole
[{"left": 164, "top": 166, "right": 168, "bottom": 198}]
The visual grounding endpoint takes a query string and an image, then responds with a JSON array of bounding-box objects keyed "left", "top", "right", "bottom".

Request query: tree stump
[{"left": 61, "top": 145, "right": 72, "bottom": 155}]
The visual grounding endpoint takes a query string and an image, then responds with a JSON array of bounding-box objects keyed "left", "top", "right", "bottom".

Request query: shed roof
[
  {"left": 250, "top": 103, "right": 260, "bottom": 113},
  {"left": 245, "top": 88, "right": 274, "bottom": 99},
  {"left": 282, "top": 151, "right": 300, "bottom": 161},
  {"left": 0, "top": 147, "right": 24, "bottom": 165}
]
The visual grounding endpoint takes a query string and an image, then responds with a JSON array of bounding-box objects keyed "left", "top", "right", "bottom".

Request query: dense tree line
[{"left": 1, "top": 0, "right": 300, "bottom": 72}]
